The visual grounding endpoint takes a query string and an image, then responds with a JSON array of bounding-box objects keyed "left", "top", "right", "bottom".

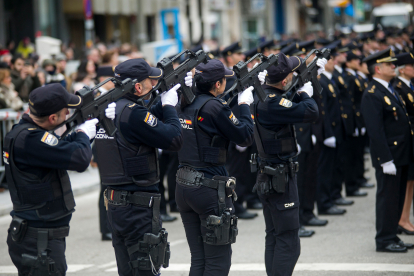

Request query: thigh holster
[{"left": 201, "top": 209, "right": 238, "bottom": 245}]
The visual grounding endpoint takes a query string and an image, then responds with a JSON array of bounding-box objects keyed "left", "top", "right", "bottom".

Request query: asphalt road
[{"left": 0, "top": 156, "right": 413, "bottom": 275}]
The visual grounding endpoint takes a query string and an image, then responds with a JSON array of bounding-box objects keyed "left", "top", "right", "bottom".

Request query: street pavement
[{"left": 0, "top": 156, "right": 413, "bottom": 275}]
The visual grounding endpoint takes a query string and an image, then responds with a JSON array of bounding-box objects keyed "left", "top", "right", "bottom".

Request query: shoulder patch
[
  {"left": 408, "top": 93, "right": 414, "bottom": 103},
  {"left": 368, "top": 85, "right": 375, "bottom": 93},
  {"left": 144, "top": 112, "right": 157, "bottom": 127},
  {"left": 384, "top": 96, "right": 391, "bottom": 105},
  {"left": 269, "top": 94, "right": 276, "bottom": 98},
  {"left": 328, "top": 84, "right": 334, "bottom": 93},
  {"left": 279, "top": 98, "right": 292, "bottom": 108},
  {"left": 219, "top": 98, "right": 227, "bottom": 105},
  {"left": 355, "top": 79, "right": 361, "bottom": 87},
  {"left": 28, "top": 128, "right": 37, "bottom": 130},
  {"left": 41, "top": 132, "right": 58, "bottom": 146},
  {"left": 229, "top": 112, "right": 239, "bottom": 125},
  {"left": 338, "top": 76, "right": 345, "bottom": 85},
  {"left": 127, "top": 103, "right": 137, "bottom": 108}
]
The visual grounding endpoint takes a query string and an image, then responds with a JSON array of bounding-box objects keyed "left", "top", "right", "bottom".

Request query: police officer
[
  {"left": 5, "top": 83, "right": 111, "bottom": 275},
  {"left": 252, "top": 53, "right": 319, "bottom": 276},
  {"left": 221, "top": 42, "right": 244, "bottom": 90},
  {"left": 94, "top": 58, "right": 185, "bottom": 275},
  {"left": 175, "top": 59, "right": 256, "bottom": 275},
  {"left": 361, "top": 48, "right": 414, "bottom": 252}
]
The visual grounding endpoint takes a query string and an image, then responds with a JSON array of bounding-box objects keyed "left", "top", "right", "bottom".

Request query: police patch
[
  {"left": 41, "top": 132, "right": 58, "bottom": 146},
  {"left": 229, "top": 112, "right": 239, "bottom": 125},
  {"left": 144, "top": 112, "right": 157, "bottom": 127},
  {"left": 338, "top": 76, "right": 345, "bottom": 85},
  {"left": 279, "top": 98, "right": 292, "bottom": 108},
  {"left": 408, "top": 93, "right": 414, "bottom": 103}
]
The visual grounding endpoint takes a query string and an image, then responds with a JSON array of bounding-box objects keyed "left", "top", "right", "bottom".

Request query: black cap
[
  {"left": 258, "top": 40, "right": 274, "bottom": 53},
  {"left": 362, "top": 48, "right": 397, "bottom": 68},
  {"left": 345, "top": 41, "right": 362, "bottom": 51},
  {"left": 190, "top": 45, "right": 203, "bottom": 53},
  {"left": 393, "top": 52, "right": 414, "bottom": 67},
  {"left": 298, "top": 40, "right": 315, "bottom": 54},
  {"left": 97, "top": 66, "right": 114, "bottom": 78},
  {"left": 266, "top": 53, "right": 302, "bottom": 83},
  {"left": 114, "top": 58, "right": 163, "bottom": 82},
  {"left": 273, "top": 40, "right": 291, "bottom": 50},
  {"left": 316, "top": 38, "right": 331, "bottom": 46},
  {"left": 280, "top": 43, "right": 304, "bottom": 57},
  {"left": 336, "top": 41, "right": 349, "bottom": 53},
  {"left": 346, "top": 51, "right": 361, "bottom": 62},
  {"left": 29, "top": 83, "right": 82, "bottom": 117},
  {"left": 324, "top": 42, "right": 338, "bottom": 57},
  {"left": 221, "top": 42, "right": 243, "bottom": 56},
  {"left": 244, "top": 47, "right": 259, "bottom": 61},
  {"left": 209, "top": 48, "right": 221, "bottom": 59},
  {"left": 195, "top": 59, "right": 234, "bottom": 82}
]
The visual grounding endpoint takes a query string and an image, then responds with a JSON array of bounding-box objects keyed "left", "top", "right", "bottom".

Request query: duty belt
[
  {"left": 105, "top": 188, "right": 157, "bottom": 207},
  {"left": 259, "top": 161, "right": 299, "bottom": 178},
  {"left": 176, "top": 166, "right": 235, "bottom": 190},
  {"left": 25, "top": 227, "right": 69, "bottom": 240}
]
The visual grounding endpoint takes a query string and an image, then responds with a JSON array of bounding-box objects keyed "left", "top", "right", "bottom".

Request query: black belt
[
  {"left": 105, "top": 188, "right": 158, "bottom": 207},
  {"left": 176, "top": 167, "right": 221, "bottom": 189},
  {"left": 25, "top": 226, "right": 69, "bottom": 240}
]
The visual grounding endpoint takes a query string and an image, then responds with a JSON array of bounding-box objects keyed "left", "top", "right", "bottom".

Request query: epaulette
[
  {"left": 28, "top": 128, "right": 37, "bottom": 130},
  {"left": 218, "top": 98, "right": 227, "bottom": 105},
  {"left": 368, "top": 85, "right": 375, "bottom": 93},
  {"left": 397, "top": 82, "right": 402, "bottom": 88},
  {"left": 127, "top": 103, "right": 137, "bottom": 109}
]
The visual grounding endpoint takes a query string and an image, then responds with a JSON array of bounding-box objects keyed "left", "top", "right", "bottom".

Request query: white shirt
[
  {"left": 322, "top": 71, "right": 333, "bottom": 80},
  {"left": 345, "top": 68, "right": 356, "bottom": 76},
  {"left": 398, "top": 76, "right": 412, "bottom": 89},
  {"left": 373, "top": 77, "right": 394, "bottom": 94},
  {"left": 334, "top": 65, "right": 343, "bottom": 74},
  {"left": 357, "top": 71, "right": 367, "bottom": 79}
]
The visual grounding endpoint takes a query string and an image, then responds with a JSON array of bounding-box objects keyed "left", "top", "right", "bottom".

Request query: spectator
[
  {"left": 10, "top": 55, "right": 41, "bottom": 102},
  {"left": 101, "top": 49, "right": 119, "bottom": 67},
  {"left": 0, "top": 68, "right": 24, "bottom": 111},
  {"left": 0, "top": 53, "right": 12, "bottom": 67},
  {"left": 6, "top": 40, "right": 15, "bottom": 55},
  {"left": 96, "top": 42, "right": 107, "bottom": 57},
  {"left": 87, "top": 48, "right": 101, "bottom": 64},
  {"left": 36, "top": 70, "right": 46, "bottom": 86},
  {"left": 42, "top": 59, "right": 67, "bottom": 88},
  {"left": 15, "top": 37, "right": 34, "bottom": 59},
  {"left": 72, "top": 60, "right": 97, "bottom": 92}
]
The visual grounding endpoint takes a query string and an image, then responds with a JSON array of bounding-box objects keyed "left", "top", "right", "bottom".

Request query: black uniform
[
  {"left": 6, "top": 114, "right": 92, "bottom": 275},
  {"left": 252, "top": 85, "right": 318, "bottom": 276},
  {"left": 362, "top": 79, "right": 413, "bottom": 250}
]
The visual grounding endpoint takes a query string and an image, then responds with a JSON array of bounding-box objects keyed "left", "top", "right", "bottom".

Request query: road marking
[
  {"left": 0, "top": 264, "right": 94, "bottom": 274},
  {"left": 98, "top": 261, "right": 117, "bottom": 269}
]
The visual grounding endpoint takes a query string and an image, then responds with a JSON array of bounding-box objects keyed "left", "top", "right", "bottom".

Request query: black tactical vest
[
  {"left": 177, "top": 94, "right": 229, "bottom": 168},
  {"left": 4, "top": 123, "right": 75, "bottom": 221},
  {"left": 251, "top": 90, "right": 298, "bottom": 162},
  {"left": 94, "top": 98, "right": 159, "bottom": 186}
]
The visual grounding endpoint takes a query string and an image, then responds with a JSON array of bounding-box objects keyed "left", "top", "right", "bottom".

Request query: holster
[
  {"left": 201, "top": 209, "right": 238, "bottom": 245},
  {"left": 9, "top": 216, "right": 28, "bottom": 243},
  {"left": 253, "top": 162, "right": 298, "bottom": 195}
]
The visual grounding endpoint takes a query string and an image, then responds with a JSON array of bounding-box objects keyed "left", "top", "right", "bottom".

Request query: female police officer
[{"left": 175, "top": 59, "right": 265, "bottom": 276}]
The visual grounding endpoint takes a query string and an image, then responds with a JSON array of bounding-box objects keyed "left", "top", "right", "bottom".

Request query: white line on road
[
  {"left": 98, "top": 261, "right": 117, "bottom": 269},
  {"left": 0, "top": 264, "right": 94, "bottom": 274}
]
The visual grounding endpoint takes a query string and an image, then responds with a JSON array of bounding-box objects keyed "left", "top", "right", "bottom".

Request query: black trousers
[
  {"left": 159, "top": 151, "right": 179, "bottom": 213},
  {"left": 375, "top": 165, "right": 408, "bottom": 249},
  {"left": 7, "top": 231, "right": 67, "bottom": 276},
  {"left": 355, "top": 135, "right": 368, "bottom": 185},
  {"left": 297, "top": 144, "right": 320, "bottom": 224},
  {"left": 257, "top": 174, "right": 300, "bottom": 276},
  {"left": 107, "top": 193, "right": 161, "bottom": 276},
  {"left": 343, "top": 137, "right": 361, "bottom": 195},
  {"left": 99, "top": 184, "right": 111, "bottom": 234},
  {"left": 176, "top": 183, "right": 233, "bottom": 276},
  {"left": 317, "top": 144, "right": 338, "bottom": 212}
]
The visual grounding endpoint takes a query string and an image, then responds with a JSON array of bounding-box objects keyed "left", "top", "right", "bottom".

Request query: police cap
[
  {"left": 258, "top": 40, "right": 274, "bottom": 53},
  {"left": 316, "top": 38, "right": 331, "bottom": 46},
  {"left": 29, "top": 83, "right": 81, "bottom": 117},
  {"left": 362, "top": 48, "right": 397, "bottom": 68},
  {"left": 393, "top": 52, "right": 414, "bottom": 67},
  {"left": 324, "top": 41, "right": 339, "bottom": 57},
  {"left": 280, "top": 43, "right": 304, "bottom": 57},
  {"left": 266, "top": 53, "right": 302, "bottom": 83},
  {"left": 273, "top": 40, "right": 291, "bottom": 50},
  {"left": 195, "top": 59, "right": 234, "bottom": 82},
  {"left": 298, "top": 40, "right": 315, "bottom": 54},
  {"left": 97, "top": 66, "right": 114, "bottom": 78},
  {"left": 221, "top": 42, "right": 243, "bottom": 56},
  {"left": 244, "top": 47, "right": 259, "bottom": 61},
  {"left": 114, "top": 58, "right": 163, "bottom": 82},
  {"left": 209, "top": 48, "right": 221, "bottom": 59},
  {"left": 346, "top": 51, "right": 361, "bottom": 62}
]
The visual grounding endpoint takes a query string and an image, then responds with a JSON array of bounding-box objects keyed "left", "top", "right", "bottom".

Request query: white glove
[
  {"left": 161, "top": 83, "right": 181, "bottom": 106},
  {"left": 297, "top": 144, "right": 302, "bottom": 154},
  {"left": 361, "top": 127, "right": 366, "bottom": 136},
  {"left": 235, "top": 145, "right": 247, "bottom": 152},
  {"left": 381, "top": 160, "right": 397, "bottom": 175},
  {"left": 158, "top": 148, "right": 163, "bottom": 155},
  {"left": 105, "top": 103, "right": 116, "bottom": 120},
  {"left": 311, "top": 135, "right": 317, "bottom": 145},
  {"left": 258, "top": 70, "right": 267, "bottom": 85},
  {"left": 298, "top": 82, "right": 313, "bottom": 97},
  {"left": 353, "top": 128, "right": 359, "bottom": 137},
  {"left": 317, "top": 58, "right": 327, "bottom": 76},
  {"left": 184, "top": 72, "right": 193, "bottom": 87},
  {"left": 323, "top": 136, "right": 336, "bottom": 148},
  {"left": 76, "top": 118, "right": 99, "bottom": 139},
  {"left": 238, "top": 86, "right": 254, "bottom": 105}
]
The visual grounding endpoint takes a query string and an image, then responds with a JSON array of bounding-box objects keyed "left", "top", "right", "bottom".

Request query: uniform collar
[
  {"left": 345, "top": 68, "right": 356, "bottom": 76},
  {"left": 322, "top": 71, "right": 332, "bottom": 80},
  {"left": 398, "top": 76, "right": 411, "bottom": 88},
  {"left": 334, "top": 65, "right": 343, "bottom": 74},
  {"left": 262, "top": 84, "right": 284, "bottom": 95},
  {"left": 373, "top": 77, "right": 393, "bottom": 94},
  {"left": 357, "top": 71, "right": 367, "bottom": 79}
]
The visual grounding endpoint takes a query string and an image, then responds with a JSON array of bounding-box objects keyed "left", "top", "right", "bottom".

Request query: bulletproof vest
[
  {"left": 94, "top": 98, "right": 159, "bottom": 186},
  {"left": 4, "top": 123, "right": 75, "bottom": 221},
  {"left": 251, "top": 90, "right": 298, "bottom": 162},
  {"left": 177, "top": 94, "right": 229, "bottom": 168}
]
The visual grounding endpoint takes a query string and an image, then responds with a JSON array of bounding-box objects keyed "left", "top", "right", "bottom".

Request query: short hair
[
  {"left": 194, "top": 74, "right": 224, "bottom": 94},
  {"left": 368, "top": 63, "right": 380, "bottom": 76},
  {"left": 395, "top": 65, "right": 406, "bottom": 76},
  {"left": 11, "top": 54, "right": 24, "bottom": 65}
]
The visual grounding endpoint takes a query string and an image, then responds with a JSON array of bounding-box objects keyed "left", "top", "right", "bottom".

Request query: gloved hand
[
  {"left": 238, "top": 86, "right": 254, "bottom": 105},
  {"left": 161, "top": 83, "right": 181, "bottom": 106},
  {"left": 105, "top": 103, "right": 116, "bottom": 120},
  {"left": 361, "top": 127, "right": 366, "bottom": 136},
  {"left": 381, "top": 160, "right": 397, "bottom": 175},
  {"left": 76, "top": 118, "right": 99, "bottom": 139},
  {"left": 297, "top": 144, "right": 302, "bottom": 154},
  {"left": 298, "top": 82, "right": 313, "bottom": 97},
  {"left": 185, "top": 72, "right": 193, "bottom": 87},
  {"left": 323, "top": 136, "right": 336, "bottom": 148},
  {"left": 258, "top": 70, "right": 267, "bottom": 85},
  {"left": 353, "top": 128, "right": 359, "bottom": 137},
  {"left": 312, "top": 135, "right": 317, "bottom": 145},
  {"left": 317, "top": 58, "right": 327, "bottom": 76},
  {"left": 235, "top": 145, "right": 247, "bottom": 152}
]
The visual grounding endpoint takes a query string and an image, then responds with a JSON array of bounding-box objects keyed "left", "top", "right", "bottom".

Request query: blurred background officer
[
  {"left": 252, "top": 53, "right": 321, "bottom": 276},
  {"left": 393, "top": 52, "right": 414, "bottom": 235},
  {"left": 6, "top": 83, "right": 103, "bottom": 275},
  {"left": 221, "top": 42, "right": 244, "bottom": 90},
  {"left": 176, "top": 59, "right": 255, "bottom": 276},
  {"left": 94, "top": 59, "right": 184, "bottom": 276},
  {"left": 362, "top": 49, "right": 414, "bottom": 253}
]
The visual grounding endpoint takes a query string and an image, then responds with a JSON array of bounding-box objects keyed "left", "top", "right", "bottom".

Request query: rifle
[
  {"left": 219, "top": 53, "right": 279, "bottom": 103},
  {"left": 149, "top": 49, "right": 209, "bottom": 105},
  {"left": 282, "top": 48, "right": 331, "bottom": 101},
  {"left": 56, "top": 77, "right": 137, "bottom": 138}
]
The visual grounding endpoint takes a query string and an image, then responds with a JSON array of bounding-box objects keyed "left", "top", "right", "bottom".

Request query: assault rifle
[
  {"left": 282, "top": 48, "right": 331, "bottom": 100},
  {"left": 149, "top": 49, "right": 209, "bottom": 105},
  {"left": 220, "top": 53, "right": 279, "bottom": 103},
  {"left": 56, "top": 77, "right": 136, "bottom": 138}
]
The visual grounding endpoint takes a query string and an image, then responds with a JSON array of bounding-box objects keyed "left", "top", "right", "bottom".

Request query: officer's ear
[{"left": 134, "top": 82, "right": 143, "bottom": 95}]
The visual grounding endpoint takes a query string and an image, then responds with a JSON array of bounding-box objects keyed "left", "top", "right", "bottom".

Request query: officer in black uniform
[
  {"left": 175, "top": 59, "right": 256, "bottom": 276},
  {"left": 252, "top": 53, "right": 319, "bottom": 276},
  {"left": 393, "top": 52, "right": 414, "bottom": 235},
  {"left": 94, "top": 58, "right": 185, "bottom": 275},
  {"left": 221, "top": 42, "right": 244, "bottom": 90},
  {"left": 361, "top": 48, "right": 414, "bottom": 253},
  {"left": 5, "top": 83, "right": 105, "bottom": 275}
]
